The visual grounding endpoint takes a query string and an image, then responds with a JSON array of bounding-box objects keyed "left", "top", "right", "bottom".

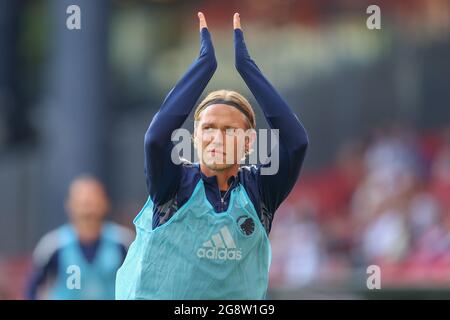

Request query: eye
[
  {"left": 225, "top": 128, "right": 237, "bottom": 136},
  {"left": 202, "top": 127, "right": 217, "bottom": 136}
]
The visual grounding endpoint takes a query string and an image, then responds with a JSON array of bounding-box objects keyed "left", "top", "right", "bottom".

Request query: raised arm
[
  {"left": 144, "top": 12, "right": 217, "bottom": 204},
  {"left": 233, "top": 13, "right": 309, "bottom": 222}
]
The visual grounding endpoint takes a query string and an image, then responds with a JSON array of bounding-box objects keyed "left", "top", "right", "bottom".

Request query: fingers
[
  {"left": 233, "top": 12, "right": 241, "bottom": 30},
  {"left": 198, "top": 12, "right": 207, "bottom": 31}
]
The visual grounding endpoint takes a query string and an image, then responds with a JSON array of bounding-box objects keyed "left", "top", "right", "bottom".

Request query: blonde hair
[{"left": 194, "top": 90, "right": 256, "bottom": 129}]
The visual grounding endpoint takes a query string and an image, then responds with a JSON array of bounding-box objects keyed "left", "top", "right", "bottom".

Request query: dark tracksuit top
[{"left": 144, "top": 28, "right": 308, "bottom": 235}]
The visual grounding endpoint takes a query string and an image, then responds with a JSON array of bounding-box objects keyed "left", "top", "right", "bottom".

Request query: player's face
[
  {"left": 194, "top": 104, "right": 254, "bottom": 171},
  {"left": 66, "top": 179, "right": 109, "bottom": 225}
]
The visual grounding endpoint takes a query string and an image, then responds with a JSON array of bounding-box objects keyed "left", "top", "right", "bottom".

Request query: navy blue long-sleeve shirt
[{"left": 144, "top": 28, "right": 308, "bottom": 234}]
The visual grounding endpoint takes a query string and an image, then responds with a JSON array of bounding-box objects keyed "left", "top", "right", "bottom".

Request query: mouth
[{"left": 208, "top": 148, "right": 226, "bottom": 156}]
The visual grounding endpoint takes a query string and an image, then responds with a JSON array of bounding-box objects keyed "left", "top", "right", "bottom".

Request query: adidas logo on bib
[{"left": 197, "top": 226, "right": 242, "bottom": 261}]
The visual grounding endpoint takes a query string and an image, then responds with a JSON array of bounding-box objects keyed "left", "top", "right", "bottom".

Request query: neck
[
  {"left": 200, "top": 163, "right": 239, "bottom": 191},
  {"left": 73, "top": 220, "right": 102, "bottom": 244}
]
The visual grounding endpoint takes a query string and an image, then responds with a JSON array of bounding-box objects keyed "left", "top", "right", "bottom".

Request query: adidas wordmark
[{"left": 197, "top": 226, "right": 242, "bottom": 261}]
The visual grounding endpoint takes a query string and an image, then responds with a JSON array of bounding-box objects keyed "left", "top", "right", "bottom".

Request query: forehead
[
  {"left": 69, "top": 179, "right": 105, "bottom": 197},
  {"left": 197, "top": 104, "right": 248, "bottom": 127}
]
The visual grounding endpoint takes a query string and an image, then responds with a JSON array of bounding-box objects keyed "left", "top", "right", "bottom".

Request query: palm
[
  {"left": 198, "top": 12, "right": 207, "bottom": 30},
  {"left": 233, "top": 13, "right": 241, "bottom": 30}
]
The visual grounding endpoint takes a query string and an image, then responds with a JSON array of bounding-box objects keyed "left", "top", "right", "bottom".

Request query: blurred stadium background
[{"left": 1, "top": 0, "right": 450, "bottom": 299}]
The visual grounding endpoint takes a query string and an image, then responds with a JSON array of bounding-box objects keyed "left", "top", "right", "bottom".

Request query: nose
[{"left": 211, "top": 129, "right": 225, "bottom": 144}]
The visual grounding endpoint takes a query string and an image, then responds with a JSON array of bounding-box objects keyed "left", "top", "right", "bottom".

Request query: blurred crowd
[{"left": 269, "top": 124, "right": 450, "bottom": 289}]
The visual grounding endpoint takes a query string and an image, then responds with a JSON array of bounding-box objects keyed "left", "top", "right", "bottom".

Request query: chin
[{"left": 204, "top": 161, "right": 236, "bottom": 171}]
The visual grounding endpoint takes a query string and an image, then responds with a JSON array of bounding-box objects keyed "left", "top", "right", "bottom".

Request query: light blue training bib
[
  {"left": 116, "top": 179, "right": 272, "bottom": 299},
  {"left": 48, "top": 223, "right": 123, "bottom": 300}
]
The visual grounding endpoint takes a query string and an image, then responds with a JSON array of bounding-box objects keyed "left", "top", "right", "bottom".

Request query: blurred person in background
[
  {"left": 269, "top": 199, "right": 323, "bottom": 288},
  {"left": 350, "top": 126, "right": 421, "bottom": 265},
  {"left": 25, "top": 175, "right": 133, "bottom": 300},
  {"left": 403, "top": 140, "right": 450, "bottom": 279},
  {"left": 430, "top": 142, "right": 450, "bottom": 210}
]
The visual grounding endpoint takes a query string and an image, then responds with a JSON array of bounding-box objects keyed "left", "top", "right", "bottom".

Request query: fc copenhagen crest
[{"left": 237, "top": 215, "right": 255, "bottom": 236}]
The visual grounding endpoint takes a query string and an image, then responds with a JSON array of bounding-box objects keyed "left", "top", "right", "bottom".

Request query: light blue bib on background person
[
  {"left": 48, "top": 223, "right": 123, "bottom": 300},
  {"left": 115, "top": 179, "right": 272, "bottom": 299}
]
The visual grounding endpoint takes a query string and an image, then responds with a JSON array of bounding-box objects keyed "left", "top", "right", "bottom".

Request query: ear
[
  {"left": 192, "top": 129, "right": 198, "bottom": 149},
  {"left": 245, "top": 128, "right": 257, "bottom": 153}
]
